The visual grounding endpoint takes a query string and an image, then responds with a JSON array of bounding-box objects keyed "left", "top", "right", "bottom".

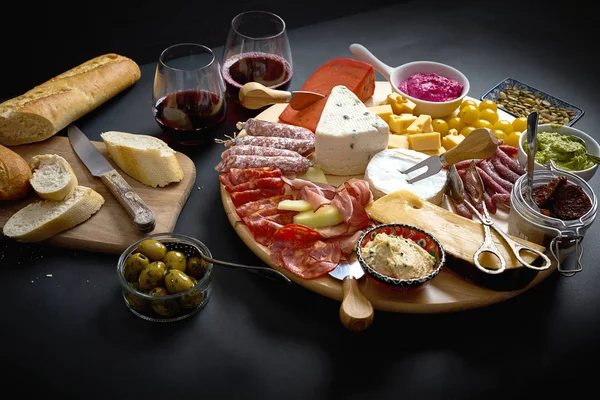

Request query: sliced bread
[
  {"left": 29, "top": 154, "right": 78, "bottom": 201},
  {"left": 100, "top": 131, "right": 184, "bottom": 188},
  {"left": 3, "top": 185, "right": 105, "bottom": 242}
]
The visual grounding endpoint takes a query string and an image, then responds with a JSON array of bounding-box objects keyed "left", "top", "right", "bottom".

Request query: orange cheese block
[{"left": 278, "top": 58, "right": 376, "bottom": 132}]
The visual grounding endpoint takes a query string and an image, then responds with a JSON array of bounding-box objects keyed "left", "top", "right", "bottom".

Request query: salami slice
[
  {"left": 242, "top": 207, "right": 295, "bottom": 225},
  {"left": 241, "top": 118, "right": 314, "bottom": 140},
  {"left": 228, "top": 167, "right": 282, "bottom": 185},
  {"left": 216, "top": 155, "right": 311, "bottom": 175},
  {"left": 218, "top": 173, "right": 234, "bottom": 190},
  {"left": 229, "top": 186, "right": 286, "bottom": 207},
  {"left": 225, "top": 177, "right": 285, "bottom": 193},
  {"left": 245, "top": 218, "right": 284, "bottom": 246},
  {"left": 278, "top": 240, "right": 341, "bottom": 279},
  {"left": 221, "top": 144, "right": 305, "bottom": 160},
  {"left": 222, "top": 135, "right": 315, "bottom": 155},
  {"left": 235, "top": 194, "right": 293, "bottom": 218}
]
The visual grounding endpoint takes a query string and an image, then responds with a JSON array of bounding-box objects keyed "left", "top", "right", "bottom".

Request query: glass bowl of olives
[{"left": 117, "top": 232, "right": 213, "bottom": 322}]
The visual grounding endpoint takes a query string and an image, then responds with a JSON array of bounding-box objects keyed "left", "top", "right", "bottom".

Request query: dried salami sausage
[
  {"left": 494, "top": 147, "right": 525, "bottom": 175},
  {"left": 220, "top": 135, "right": 315, "bottom": 155},
  {"left": 216, "top": 155, "right": 311, "bottom": 175},
  {"left": 491, "top": 155, "right": 520, "bottom": 183},
  {"left": 240, "top": 118, "right": 314, "bottom": 140},
  {"left": 221, "top": 144, "right": 304, "bottom": 160}
]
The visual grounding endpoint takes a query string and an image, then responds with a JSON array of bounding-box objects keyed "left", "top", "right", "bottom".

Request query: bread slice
[
  {"left": 2, "top": 186, "right": 104, "bottom": 242},
  {"left": 0, "top": 144, "right": 32, "bottom": 200},
  {"left": 29, "top": 154, "right": 78, "bottom": 201},
  {"left": 101, "top": 131, "right": 184, "bottom": 188},
  {"left": 0, "top": 54, "right": 141, "bottom": 146}
]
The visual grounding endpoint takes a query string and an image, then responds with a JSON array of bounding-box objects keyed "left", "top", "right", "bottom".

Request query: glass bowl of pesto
[
  {"left": 518, "top": 124, "right": 599, "bottom": 181},
  {"left": 117, "top": 233, "right": 214, "bottom": 323},
  {"left": 356, "top": 223, "right": 445, "bottom": 288}
]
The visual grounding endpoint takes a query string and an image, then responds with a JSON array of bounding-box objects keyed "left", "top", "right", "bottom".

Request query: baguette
[
  {"left": 29, "top": 154, "right": 78, "bottom": 201},
  {"left": 100, "top": 131, "right": 184, "bottom": 188},
  {"left": 0, "top": 54, "right": 141, "bottom": 146},
  {"left": 0, "top": 144, "right": 32, "bottom": 200},
  {"left": 2, "top": 186, "right": 104, "bottom": 242}
]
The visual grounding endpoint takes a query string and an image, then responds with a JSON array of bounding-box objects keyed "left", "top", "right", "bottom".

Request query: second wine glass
[{"left": 221, "top": 10, "right": 293, "bottom": 113}]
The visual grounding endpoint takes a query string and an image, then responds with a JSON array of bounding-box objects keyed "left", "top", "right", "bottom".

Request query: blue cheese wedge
[
  {"left": 364, "top": 148, "right": 447, "bottom": 205},
  {"left": 314, "top": 85, "right": 389, "bottom": 175}
]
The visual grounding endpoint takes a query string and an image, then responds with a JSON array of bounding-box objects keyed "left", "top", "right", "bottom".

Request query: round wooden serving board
[{"left": 220, "top": 81, "right": 556, "bottom": 313}]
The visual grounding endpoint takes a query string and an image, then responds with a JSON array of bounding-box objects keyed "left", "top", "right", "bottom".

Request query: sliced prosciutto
[{"left": 331, "top": 178, "right": 373, "bottom": 229}]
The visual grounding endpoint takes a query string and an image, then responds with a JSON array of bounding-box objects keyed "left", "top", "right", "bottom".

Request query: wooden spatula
[{"left": 239, "top": 82, "right": 325, "bottom": 110}]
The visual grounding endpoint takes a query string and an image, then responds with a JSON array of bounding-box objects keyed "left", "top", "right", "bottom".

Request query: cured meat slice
[
  {"left": 340, "top": 178, "right": 373, "bottom": 206},
  {"left": 245, "top": 218, "right": 284, "bottom": 246},
  {"left": 277, "top": 240, "right": 341, "bottom": 279},
  {"left": 216, "top": 154, "right": 311, "bottom": 175},
  {"left": 297, "top": 185, "right": 334, "bottom": 211},
  {"left": 235, "top": 194, "right": 293, "bottom": 218},
  {"left": 242, "top": 207, "right": 295, "bottom": 226},
  {"left": 225, "top": 177, "right": 285, "bottom": 193},
  {"left": 229, "top": 186, "right": 285, "bottom": 207},
  {"left": 331, "top": 179, "right": 373, "bottom": 229},
  {"left": 278, "top": 58, "right": 376, "bottom": 132},
  {"left": 242, "top": 118, "right": 314, "bottom": 140},
  {"left": 325, "top": 229, "right": 364, "bottom": 256},
  {"left": 228, "top": 167, "right": 282, "bottom": 185}
]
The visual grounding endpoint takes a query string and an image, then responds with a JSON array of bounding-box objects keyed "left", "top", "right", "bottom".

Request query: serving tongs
[
  {"left": 399, "top": 128, "right": 499, "bottom": 184},
  {"left": 447, "top": 162, "right": 552, "bottom": 274}
]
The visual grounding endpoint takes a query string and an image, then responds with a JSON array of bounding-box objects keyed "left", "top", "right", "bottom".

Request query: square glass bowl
[
  {"left": 480, "top": 77, "right": 584, "bottom": 126},
  {"left": 117, "top": 233, "right": 213, "bottom": 322}
]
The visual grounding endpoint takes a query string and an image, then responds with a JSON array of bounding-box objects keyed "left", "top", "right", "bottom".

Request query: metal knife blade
[{"left": 68, "top": 124, "right": 156, "bottom": 233}]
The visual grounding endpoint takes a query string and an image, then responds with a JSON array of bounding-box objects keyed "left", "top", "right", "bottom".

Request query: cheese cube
[
  {"left": 384, "top": 93, "right": 417, "bottom": 115},
  {"left": 388, "top": 114, "right": 418, "bottom": 134},
  {"left": 315, "top": 86, "right": 390, "bottom": 176},
  {"left": 367, "top": 104, "right": 393, "bottom": 123},
  {"left": 408, "top": 132, "right": 441, "bottom": 151},
  {"left": 406, "top": 114, "right": 433, "bottom": 134},
  {"left": 421, "top": 146, "right": 447, "bottom": 156},
  {"left": 387, "top": 134, "right": 409, "bottom": 149},
  {"left": 442, "top": 131, "right": 465, "bottom": 150}
]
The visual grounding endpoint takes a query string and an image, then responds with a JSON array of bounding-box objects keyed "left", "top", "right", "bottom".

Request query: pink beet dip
[{"left": 397, "top": 73, "right": 464, "bottom": 102}]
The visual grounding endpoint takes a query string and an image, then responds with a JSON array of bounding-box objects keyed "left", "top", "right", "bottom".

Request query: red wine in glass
[
  {"left": 222, "top": 51, "right": 293, "bottom": 100},
  {"left": 153, "top": 89, "right": 226, "bottom": 144}
]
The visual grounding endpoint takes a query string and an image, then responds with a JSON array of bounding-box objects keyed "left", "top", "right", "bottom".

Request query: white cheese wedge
[
  {"left": 314, "top": 85, "right": 389, "bottom": 175},
  {"left": 364, "top": 148, "right": 447, "bottom": 205}
]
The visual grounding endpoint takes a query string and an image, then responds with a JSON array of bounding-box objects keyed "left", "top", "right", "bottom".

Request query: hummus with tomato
[
  {"left": 398, "top": 73, "right": 464, "bottom": 102},
  {"left": 360, "top": 233, "right": 436, "bottom": 279}
]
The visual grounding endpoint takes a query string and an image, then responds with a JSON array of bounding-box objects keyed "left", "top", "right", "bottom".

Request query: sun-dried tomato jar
[{"left": 508, "top": 168, "right": 597, "bottom": 276}]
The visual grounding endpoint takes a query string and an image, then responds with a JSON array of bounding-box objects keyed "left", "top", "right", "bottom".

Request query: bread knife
[{"left": 67, "top": 124, "right": 156, "bottom": 233}]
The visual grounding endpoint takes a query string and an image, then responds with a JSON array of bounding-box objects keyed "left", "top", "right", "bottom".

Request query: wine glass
[
  {"left": 152, "top": 43, "right": 227, "bottom": 146},
  {"left": 221, "top": 11, "right": 293, "bottom": 116}
]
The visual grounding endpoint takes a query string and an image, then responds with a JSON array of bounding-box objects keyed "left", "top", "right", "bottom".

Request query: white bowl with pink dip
[{"left": 349, "top": 44, "right": 470, "bottom": 118}]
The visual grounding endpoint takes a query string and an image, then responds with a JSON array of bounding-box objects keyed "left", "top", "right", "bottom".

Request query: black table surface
[{"left": 2, "top": 1, "right": 598, "bottom": 398}]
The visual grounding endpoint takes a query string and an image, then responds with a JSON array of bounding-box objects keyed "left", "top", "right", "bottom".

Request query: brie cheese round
[{"left": 364, "top": 148, "right": 448, "bottom": 205}]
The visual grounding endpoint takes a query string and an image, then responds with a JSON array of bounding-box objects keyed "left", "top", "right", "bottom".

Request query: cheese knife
[
  {"left": 238, "top": 82, "right": 325, "bottom": 110},
  {"left": 67, "top": 124, "right": 156, "bottom": 233},
  {"left": 329, "top": 258, "right": 374, "bottom": 332},
  {"left": 398, "top": 127, "right": 499, "bottom": 184}
]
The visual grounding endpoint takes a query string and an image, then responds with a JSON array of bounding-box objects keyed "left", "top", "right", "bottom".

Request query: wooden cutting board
[{"left": 0, "top": 136, "right": 196, "bottom": 253}]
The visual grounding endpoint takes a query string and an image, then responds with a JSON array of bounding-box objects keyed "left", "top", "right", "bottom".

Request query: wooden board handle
[
  {"left": 101, "top": 170, "right": 156, "bottom": 233},
  {"left": 339, "top": 276, "right": 374, "bottom": 332},
  {"left": 238, "top": 82, "right": 290, "bottom": 110},
  {"left": 443, "top": 128, "right": 499, "bottom": 166}
]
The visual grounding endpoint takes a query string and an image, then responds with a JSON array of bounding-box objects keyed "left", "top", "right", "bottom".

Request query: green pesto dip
[{"left": 526, "top": 132, "right": 594, "bottom": 171}]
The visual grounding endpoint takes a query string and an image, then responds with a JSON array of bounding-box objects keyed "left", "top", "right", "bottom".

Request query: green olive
[
  {"left": 124, "top": 282, "right": 147, "bottom": 310},
  {"left": 186, "top": 256, "right": 209, "bottom": 279},
  {"left": 123, "top": 252, "right": 149, "bottom": 282},
  {"left": 137, "top": 239, "right": 167, "bottom": 261},
  {"left": 164, "top": 269, "right": 195, "bottom": 294},
  {"left": 180, "top": 289, "right": 205, "bottom": 309},
  {"left": 138, "top": 261, "right": 167, "bottom": 291},
  {"left": 162, "top": 250, "right": 187, "bottom": 272},
  {"left": 149, "top": 287, "right": 180, "bottom": 316}
]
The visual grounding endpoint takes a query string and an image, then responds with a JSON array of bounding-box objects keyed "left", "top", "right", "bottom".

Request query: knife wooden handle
[
  {"left": 442, "top": 127, "right": 499, "bottom": 166},
  {"left": 101, "top": 170, "right": 156, "bottom": 233},
  {"left": 339, "top": 276, "right": 374, "bottom": 332},
  {"left": 239, "top": 82, "right": 290, "bottom": 110}
]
